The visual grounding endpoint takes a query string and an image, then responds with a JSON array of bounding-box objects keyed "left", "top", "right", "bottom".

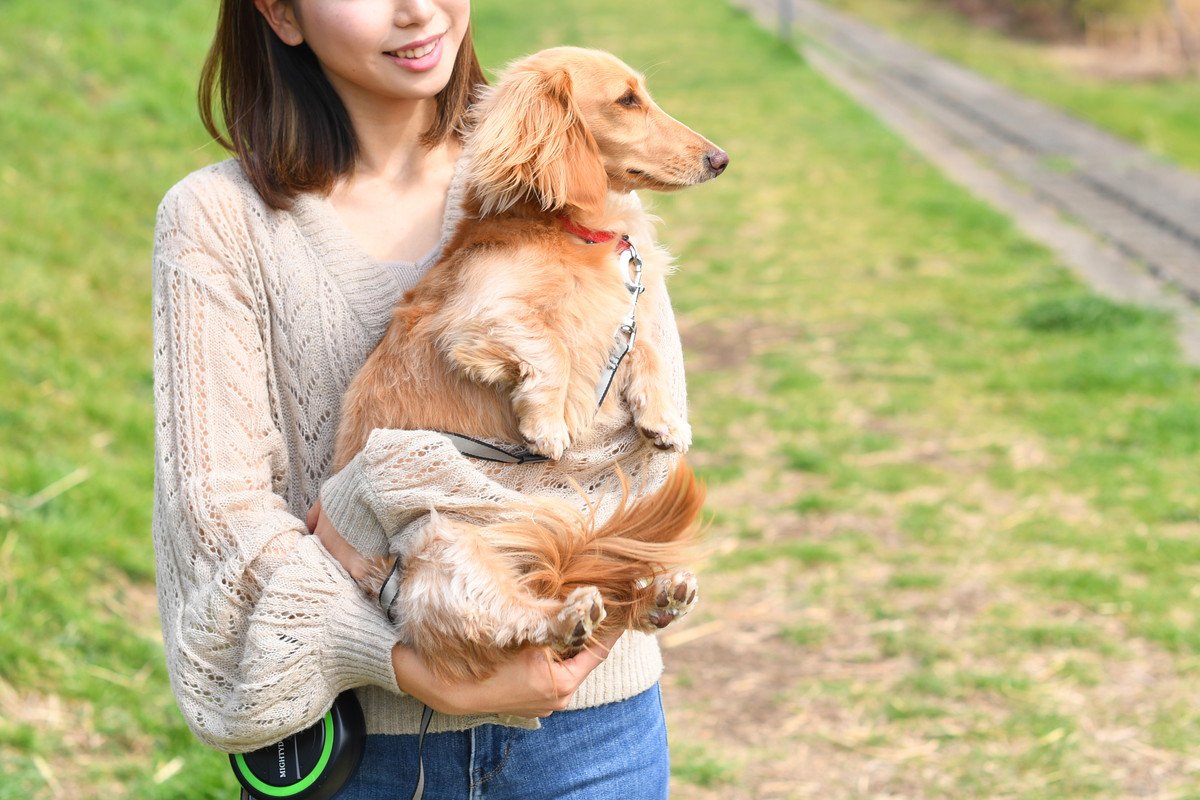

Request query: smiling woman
[
  {"left": 153, "top": 0, "right": 681, "bottom": 798},
  {"left": 199, "top": 0, "right": 481, "bottom": 210},
  {"left": 255, "top": 0, "right": 469, "bottom": 102}
]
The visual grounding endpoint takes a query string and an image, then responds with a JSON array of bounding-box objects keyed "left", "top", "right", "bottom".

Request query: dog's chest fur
[{"left": 432, "top": 207, "right": 659, "bottom": 388}]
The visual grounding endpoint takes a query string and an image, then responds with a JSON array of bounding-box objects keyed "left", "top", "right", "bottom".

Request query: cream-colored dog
[{"left": 333, "top": 47, "right": 727, "bottom": 682}]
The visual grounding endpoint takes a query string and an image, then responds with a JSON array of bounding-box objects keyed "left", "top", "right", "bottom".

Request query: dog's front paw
[
  {"left": 636, "top": 412, "right": 692, "bottom": 453},
  {"left": 552, "top": 586, "right": 606, "bottom": 657},
  {"left": 645, "top": 571, "right": 698, "bottom": 630},
  {"left": 520, "top": 416, "right": 571, "bottom": 460}
]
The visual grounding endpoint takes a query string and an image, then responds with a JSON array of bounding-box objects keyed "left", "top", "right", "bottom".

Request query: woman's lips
[{"left": 384, "top": 36, "right": 443, "bottom": 73}]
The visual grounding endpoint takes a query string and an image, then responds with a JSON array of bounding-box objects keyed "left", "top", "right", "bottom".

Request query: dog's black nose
[{"left": 705, "top": 150, "right": 729, "bottom": 176}]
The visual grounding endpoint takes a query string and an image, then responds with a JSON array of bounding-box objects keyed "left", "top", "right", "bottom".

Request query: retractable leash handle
[{"left": 229, "top": 691, "right": 365, "bottom": 800}]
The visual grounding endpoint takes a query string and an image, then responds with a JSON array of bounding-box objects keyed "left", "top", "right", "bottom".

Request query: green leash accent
[{"left": 234, "top": 715, "right": 335, "bottom": 797}]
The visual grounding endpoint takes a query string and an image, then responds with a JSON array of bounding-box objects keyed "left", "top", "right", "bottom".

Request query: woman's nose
[{"left": 394, "top": 0, "right": 435, "bottom": 27}]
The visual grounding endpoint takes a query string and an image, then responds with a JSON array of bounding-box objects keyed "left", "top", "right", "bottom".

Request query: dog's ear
[{"left": 466, "top": 65, "right": 608, "bottom": 218}]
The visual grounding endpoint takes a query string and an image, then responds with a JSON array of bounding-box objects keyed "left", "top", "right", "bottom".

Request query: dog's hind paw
[
  {"left": 645, "top": 571, "right": 698, "bottom": 630},
  {"left": 551, "top": 586, "right": 606, "bottom": 657}
]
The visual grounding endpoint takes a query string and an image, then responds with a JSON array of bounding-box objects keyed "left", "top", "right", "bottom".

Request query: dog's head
[{"left": 465, "top": 46, "right": 728, "bottom": 218}]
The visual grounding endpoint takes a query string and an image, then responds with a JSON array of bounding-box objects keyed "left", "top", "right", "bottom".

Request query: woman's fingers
[
  {"left": 392, "top": 634, "right": 629, "bottom": 719},
  {"left": 560, "top": 628, "right": 622, "bottom": 672},
  {"left": 308, "top": 503, "right": 373, "bottom": 583},
  {"left": 544, "top": 628, "right": 623, "bottom": 702}
]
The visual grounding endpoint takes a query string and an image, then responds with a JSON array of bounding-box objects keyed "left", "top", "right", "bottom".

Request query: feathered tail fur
[
  {"left": 492, "top": 459, "right": 705, "bottom": 629},
  {"left": 359, "top": 460, "right": 704, "bottom": 682}
]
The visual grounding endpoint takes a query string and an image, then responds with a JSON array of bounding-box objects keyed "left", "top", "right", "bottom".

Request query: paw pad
[
  {"left": 553, "top": 586, "right": 606, "bottom": 655},
  {"left": 645, "top": 571, "right": 698, "bottom": 630}
]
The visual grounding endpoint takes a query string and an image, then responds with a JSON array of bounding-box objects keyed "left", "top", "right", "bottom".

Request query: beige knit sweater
[{"left": 151, "top": 158, "right": 687, "bottom": 753}]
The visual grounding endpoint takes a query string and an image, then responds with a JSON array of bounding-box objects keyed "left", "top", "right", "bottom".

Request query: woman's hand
[
  {"left": 391, "top": 629, "right": 623, "bottom": 719},
  {"left": 305, "top": 499, "right": 373, "bottom": 584}
]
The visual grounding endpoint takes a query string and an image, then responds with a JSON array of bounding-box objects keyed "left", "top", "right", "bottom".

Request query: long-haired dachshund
[{"left": 333, "top": 47, "right": 728, "bottom": 682}]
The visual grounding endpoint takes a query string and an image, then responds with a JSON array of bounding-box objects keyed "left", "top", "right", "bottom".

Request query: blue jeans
[{"left": 331, "top": 684, "right": 669, "bottom": 800}]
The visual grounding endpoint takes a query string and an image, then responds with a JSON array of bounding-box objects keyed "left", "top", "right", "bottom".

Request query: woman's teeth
[{"left": 391, "top": 41, "right": 437, "bottom": 59}]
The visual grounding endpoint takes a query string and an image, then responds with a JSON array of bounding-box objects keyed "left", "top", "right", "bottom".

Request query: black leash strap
[
  {"left": 379, "top": 558, "right": 404, "bottom": 625},
  {"left": 378, "top": 560, "right": 435, "bottom": 800},
  {"left": 409, "top": 704, "right": 434, "bottom": 800},
  {"left": 435, "top": 432, "right": 549, "bottom": 464}
]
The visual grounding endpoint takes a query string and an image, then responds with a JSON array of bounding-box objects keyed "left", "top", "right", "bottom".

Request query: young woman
[{"left": 151, "top": 1, "right": 687, "bottom": 797}]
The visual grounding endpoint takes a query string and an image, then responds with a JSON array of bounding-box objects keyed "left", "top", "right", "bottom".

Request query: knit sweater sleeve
[{"left": 151, "top": 180, "right": 401, "bottom": 753}]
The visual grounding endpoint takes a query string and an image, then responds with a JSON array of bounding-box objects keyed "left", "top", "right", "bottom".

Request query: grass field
[
  {"left": 819, "top": 0, "right": 1200, "bottom": 172},
  {"left": 2, "top": 0, "right": 1199, "bottom": 797}
]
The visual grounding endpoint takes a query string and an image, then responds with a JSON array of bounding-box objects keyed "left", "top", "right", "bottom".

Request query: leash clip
[{"left": 620, "top": 243, "right": 645, "bottom": 295}]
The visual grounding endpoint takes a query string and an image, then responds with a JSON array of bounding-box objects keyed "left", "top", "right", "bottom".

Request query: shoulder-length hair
[{"left": 199, "top": 1, "right": 486, "bottom": 210}]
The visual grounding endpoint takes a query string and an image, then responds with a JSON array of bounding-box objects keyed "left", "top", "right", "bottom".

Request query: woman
[{"left": 152, "top": 0, "right": 687, "bottom": 797}]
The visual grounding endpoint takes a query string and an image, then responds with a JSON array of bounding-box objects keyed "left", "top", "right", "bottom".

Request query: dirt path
[{"left": 736, "top": 0, "right": 1200, "bottom": 362}]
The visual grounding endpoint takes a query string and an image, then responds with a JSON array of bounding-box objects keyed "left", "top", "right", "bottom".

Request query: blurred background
[{"left": 1, "top": 0, "right": 1198, "bottom": 797}]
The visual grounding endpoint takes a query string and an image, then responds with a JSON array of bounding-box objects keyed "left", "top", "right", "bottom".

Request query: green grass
[
  {"left": 670, "top": 741, "right": 738, "bottom": 788},
  {"left": 4, "top": 0, "right": 1200, "bottom": 797},
  {"left": 821, "top": 0, "right": 1200, "bottom": 171},
  {"left": 781, "top": 622, "right": 831, "bottom": 647}
]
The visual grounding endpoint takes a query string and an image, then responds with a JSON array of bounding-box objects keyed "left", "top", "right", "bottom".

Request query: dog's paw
[
  {"left": 636, "top": 412, "right": 692, "bottom": 453},
  {"left": 645, "top": 571, "right": 698, "bottom": 630},
  {"left": 520, "top": 416, "right": 571, "bottom": 461},
  {"left": 551, "top": 586, "right": 606, "bottom": 657}
]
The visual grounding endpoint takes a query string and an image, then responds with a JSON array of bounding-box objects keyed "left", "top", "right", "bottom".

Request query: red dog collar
[{"left": 561, "top": 217, "right": 632, "bottom": 252}]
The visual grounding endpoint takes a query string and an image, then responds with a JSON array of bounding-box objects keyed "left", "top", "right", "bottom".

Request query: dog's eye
[{"left": 616, "top": 91, "right": 640, "bottom": 109}]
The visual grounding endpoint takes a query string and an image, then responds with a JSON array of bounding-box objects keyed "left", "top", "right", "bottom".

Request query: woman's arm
[{"left": 151, "top": 179, "right": 400, "bottom": 753}]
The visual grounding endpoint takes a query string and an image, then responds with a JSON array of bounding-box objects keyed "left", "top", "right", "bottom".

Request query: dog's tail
[{"left": 484, "top": 459, "right": 705, "bottom": 633}]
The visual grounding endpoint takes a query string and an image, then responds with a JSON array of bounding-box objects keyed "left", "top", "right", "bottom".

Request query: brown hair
[{"left": 198, "top": 1, "right": 487, "bottom": 209}]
